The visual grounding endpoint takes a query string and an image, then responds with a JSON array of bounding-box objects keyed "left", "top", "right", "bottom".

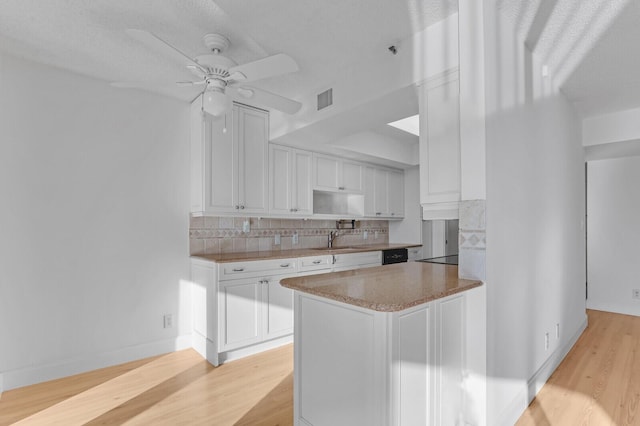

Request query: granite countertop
[
  {"left": 280, "top": 262, "right": 482, "bottom": 312},
  {"left": 191, "top": 243, "right": 421, "bottom": 263}
]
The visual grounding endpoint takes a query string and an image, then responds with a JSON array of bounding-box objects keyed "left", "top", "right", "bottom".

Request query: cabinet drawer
[
  {"left": 219, "top": 258, "right": 296, "bottom": 280},
  {"left": 298, "top": 255, "right": 333, "bottom": 272},
  {"left": 332, "top": 251, "right": 382, "bottom": 268}
]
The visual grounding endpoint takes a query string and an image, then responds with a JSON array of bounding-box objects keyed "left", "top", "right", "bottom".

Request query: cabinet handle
[
  {"left": 332, "top": 255, "right": 336, "bottom": 264},
  {"left": 293, "top": 208, "right": 298, "bottom": 212},
  {"left": 280, "top": 263, "right": 290, "bottom": 268},
  {"left": 312, "top": 260, "right": 322, "bottom": 264},
  {"left": 232, "top": 268, "right": 245, "bottom": 272},
  {"left": 235, "top": 205, "right": 240, "bottom": 209},
  {"left": 376, "top": 212, "right": 381, "bottom": 216},
  {"left": 338, "top": 186, "right": 345, "bottom": 190},
  {"left": 240, "top": 205, "right": 245, "bottom": 209},
  {"left": 262, "top": 279, "right": 269, "bottom": 285},
  {"left": 391, "top": 213, "right": 395, "bottom": 216}
]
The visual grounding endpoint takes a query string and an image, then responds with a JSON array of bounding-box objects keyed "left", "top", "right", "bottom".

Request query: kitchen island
[{"left": 280, "top": 262, "right": 486, "bottom": 426}]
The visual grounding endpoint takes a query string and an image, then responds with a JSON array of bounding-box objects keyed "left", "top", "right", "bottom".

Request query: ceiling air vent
[{"left": 317, "top": 88, "right": 333, "bottom": 111}]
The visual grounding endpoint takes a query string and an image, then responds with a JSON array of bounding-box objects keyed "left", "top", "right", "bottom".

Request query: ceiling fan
[{"left": 112, "top": 29, "right": 302, "bottom": 116}]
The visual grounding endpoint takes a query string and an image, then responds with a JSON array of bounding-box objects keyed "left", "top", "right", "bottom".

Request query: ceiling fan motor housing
[{"left": 203, "top": 33, "right": 230, "bottom": 54}]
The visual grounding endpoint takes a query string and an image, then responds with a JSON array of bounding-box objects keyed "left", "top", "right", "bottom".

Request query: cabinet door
[
  {"left": 292, "top": 149, "right": 313, "bottom": 215},
  {"left": 374, "top": 168, "right": 388, "bottom": 216},
  {"left": 237, "top": 105, "right": 268, "bottom": 213},
  {"left": 205, "top": 111, "right": 238, "bottom": 212},
  {"left": 263, "top": 274, "right": 295, "bottom": 340},
  {"left": 363, "top": 166, "right": 376, "bottom": 216},
  {"left": 219, "top": 278, "right": 262, "bottom": 352},
  {"left": 420, "top": 78, "right": 460, "bottom": 207},
  {"left": 313, "top": 154, "right": 341, "bottom": 190},
  {"left": 269, "top": 144, "right": 292, "bottom": 214},
  {"left": 387, "top": 170, "right": 404, "bottom": 218},
  {"left": 342, "top": 161, "right": 363, "bottom": 193}
]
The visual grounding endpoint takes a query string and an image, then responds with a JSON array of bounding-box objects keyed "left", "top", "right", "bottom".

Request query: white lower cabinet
[
  {"left": 191, "top": 254, "right": 337, "bottom": 365},
  {"left": 219, "top": 277, "right": 262, "bottom": 352},
  {"left": 263, "top": 274, "right": 296, "bottom": 340},
  {"left": 294, "top": 286, "right": 486, "bottom": 426},
  {"left": 331, "top": 251, "right": 381, "bottom": 271}
]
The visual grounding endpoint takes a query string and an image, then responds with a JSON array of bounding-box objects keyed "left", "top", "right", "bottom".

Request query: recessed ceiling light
[{"left": 387, "top": 114, "right": 419, "bottom": 136}]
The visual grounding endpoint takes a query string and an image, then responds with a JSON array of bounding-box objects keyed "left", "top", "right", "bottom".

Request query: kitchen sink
[{"left": 312, "top": 246, "right": 362, "bottom": 251}]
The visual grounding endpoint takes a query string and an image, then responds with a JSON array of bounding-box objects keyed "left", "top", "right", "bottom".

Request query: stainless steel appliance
[{"left": 382, "top": 248, "right": 408, "bottom": 264}]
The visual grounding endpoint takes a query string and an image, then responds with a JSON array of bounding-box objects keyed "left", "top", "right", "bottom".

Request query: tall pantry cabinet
[{"left": 191, "top": 99, "right": 269, "bottom": 215}]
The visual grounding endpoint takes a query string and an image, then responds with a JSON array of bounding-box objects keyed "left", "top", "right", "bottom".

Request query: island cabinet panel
[
  {"left": 292, "top": 287, "right": 484, "bottom": 426},
  {"left": 436, "top": 295, "right": 465, "bottom": 426},
  {"left": 297, "top": 296, "right": 387, "bottom": 426},
  {"left": 396, "top": 306, "right": 433, "bottom": 426}
]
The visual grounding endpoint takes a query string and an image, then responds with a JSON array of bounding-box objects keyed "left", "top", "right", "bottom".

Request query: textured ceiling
[
  {"left": 0, "top": 0, "right": 457, "bottom": 103},
  {"left": 498, "top": 0, "right": 638, "bottom": 117}
]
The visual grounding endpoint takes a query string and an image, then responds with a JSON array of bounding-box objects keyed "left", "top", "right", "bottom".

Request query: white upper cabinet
[
  {"left": 387, "top": 169, "right": 405, "bottom": 218},
  {"left": 312, "top": 153, "right": 363, "bottom": 193},
  {"left": 191, "top": 100, "right": 269, "bottom": 215},
  {"left": 419, "top": 72, "right": 461, "bottom": 220},
  {"left": 269, "top": 144, "right": 313, "bottom": 216},
  {"left": 363, "top": 166, "right": 405, "bottom": 218}
]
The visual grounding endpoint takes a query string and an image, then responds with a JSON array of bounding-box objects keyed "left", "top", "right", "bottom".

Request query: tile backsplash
[{"left": 189, "top": 216, "right": 389, "bottom": 255}]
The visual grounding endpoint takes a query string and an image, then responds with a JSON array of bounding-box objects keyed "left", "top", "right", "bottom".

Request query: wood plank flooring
[
  {"left": 1, "top": 310, "right": 639, "bottom": 425},
  {"left": 517, "top": 309, "right": 640, "bottom": 425},
  {"left": 0, "top": 345, "right": 293, "bottom": 426}
]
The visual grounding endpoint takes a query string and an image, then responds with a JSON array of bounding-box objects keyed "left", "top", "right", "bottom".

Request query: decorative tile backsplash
[
  {"left": 458, "top": 200, "right": 486, "bottom": 281},
  {"left": 189, "top": 216, "right": 389, "bottom": 255}
]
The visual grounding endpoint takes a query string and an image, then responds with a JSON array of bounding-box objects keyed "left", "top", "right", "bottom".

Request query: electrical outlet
[
  {"left": 633, "top": 289, "right": 640, "bottom": 300},
  {"left": 556, "top": 323, "right": 560, "bottom": 339},
  {"left": 274, "top": 234, "right": 281, "bottom": 245},
  {"left": 544, "top": 333, "right": 549, "bottom": 350},
  {"left": 363, "top": 231, "right": 368, "bottom": 240},
  {"left": 242, "top": 220, "right": 250, "bottom": 233},
  {"left": 293, "top": 232, "right": 299, "bottom": 245},
  {"left": 163, "top": 314, "right": 173, "bottom": 329},
  {"left": 374, "top": 231, "right": 379, "bottom": 239}
]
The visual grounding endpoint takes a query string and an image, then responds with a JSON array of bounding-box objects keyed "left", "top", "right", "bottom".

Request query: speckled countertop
[
  {"left": 280, "top": 262, "right": 482, "bottom": 312},
  {"left": 191, "top": 243, "right": 421, "bottom": 263}
]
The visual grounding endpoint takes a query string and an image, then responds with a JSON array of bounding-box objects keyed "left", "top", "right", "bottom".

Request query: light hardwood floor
[
  {"left": 1, "top": 310, "right": 638, "bottom": 425},
  {"left": 517, "top": 309, "right": 640, "bottom": 425},
  {"left": 0, "top": 345, "right": 293, "bottom": 425}
]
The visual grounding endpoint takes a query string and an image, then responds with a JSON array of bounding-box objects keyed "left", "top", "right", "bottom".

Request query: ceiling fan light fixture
[{"left": 203, "top": 88, "right": 230, "bottom": 117}]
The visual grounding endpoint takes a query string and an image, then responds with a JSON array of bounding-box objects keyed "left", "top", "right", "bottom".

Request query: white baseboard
[
  {"left": 586, "top": 302, "right": 640, "bottom": 318},
  {"left": 3, "top": 334, "right": 192, "bottom": 392},
  {"left": 218, "top": 335, "right": 293, "bottom": 364},
  {"left": 497, "top": 315, "right": 588, "bottom": 426},
  {"left": 192, "top": 331, "right": 219, "bottom": 366}
]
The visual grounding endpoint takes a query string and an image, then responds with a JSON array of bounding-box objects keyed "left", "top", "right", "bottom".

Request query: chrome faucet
[{"left": 328, "top": 231, "right": 340, "bottom": 248}]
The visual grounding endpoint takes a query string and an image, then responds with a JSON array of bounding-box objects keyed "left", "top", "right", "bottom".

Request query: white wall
[
  {"left": 483, "top": 2, "right": 587, "bottom": 424},
  {"left": 587, "top": 156, "right": 640, "bottom": 315},
  {"left": 389, "top": 166, "right": 422, "bottom": 244},
  {"left": 583, "top": 107, "right": 640, "bottom": 146},
  {"left": 0, "top": 53, "right": 192, "bottom": 391}
]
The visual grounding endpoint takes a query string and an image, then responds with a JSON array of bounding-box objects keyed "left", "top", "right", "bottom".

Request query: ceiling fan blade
[
  {"left": 228, "top": 54, "right": 298, "bottom": 83},
  {"left": 230, "top": 86, "right": 302, "bottom": 114},
  {"left": 177, "top": 80, "right": 206, "bottom": 87},
  {"left": 126, "top": 29, "right": 207, "bottom": 74},
  {"left": 111, "top": 81, "right": 201, "bottom": 89}
]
